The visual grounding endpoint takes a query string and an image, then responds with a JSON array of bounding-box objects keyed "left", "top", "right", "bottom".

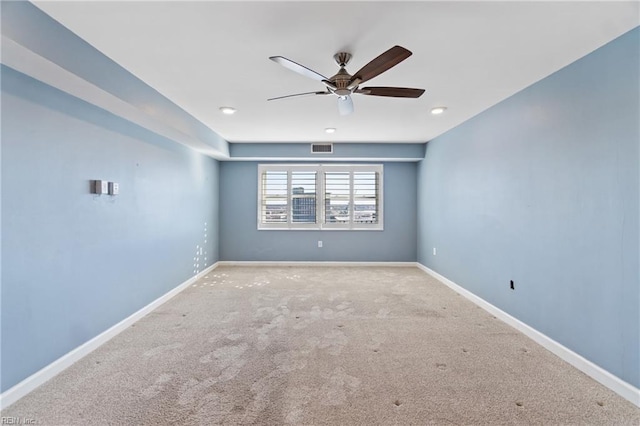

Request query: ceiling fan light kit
[{"left": 268, "top": 45, "right": 425, "bottom": 115}]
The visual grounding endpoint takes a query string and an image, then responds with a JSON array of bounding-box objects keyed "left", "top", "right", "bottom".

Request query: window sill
[{"left": 257, "top": 226, "right": 384, "bottom": 231}]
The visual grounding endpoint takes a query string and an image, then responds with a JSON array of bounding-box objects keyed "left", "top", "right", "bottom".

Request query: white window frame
[{"left": 257, "top": 164, "right": 384, "bottom": 231}]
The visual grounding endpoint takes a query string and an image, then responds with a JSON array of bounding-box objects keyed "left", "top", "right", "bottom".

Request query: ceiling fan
[{"left": 268, "top": 45, "right": 425, "bottom": 115}]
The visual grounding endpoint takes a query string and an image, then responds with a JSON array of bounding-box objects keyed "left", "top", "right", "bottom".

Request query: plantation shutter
[
  {"left": 324, "top": 171, "right": 351, "bottom": 225},
  {"left": 260, "top": 170, "right": 288, "bottom": 224},
  {"left": 291, "top": 171, "right": 317, "bottom": 223},
  {"left": 353, "top": 171, "right": 379, "bottom": 224}
]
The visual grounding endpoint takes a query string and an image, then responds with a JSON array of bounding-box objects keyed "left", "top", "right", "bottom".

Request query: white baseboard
[
  {"left": 0, "top": 262, "right": 219, "bottom": 410},
  {"left": 415, "top": 263, "right": 640, "bottom": 407},
  {"left": 217, "top": 261, "right": 416, "bottom": 267}
]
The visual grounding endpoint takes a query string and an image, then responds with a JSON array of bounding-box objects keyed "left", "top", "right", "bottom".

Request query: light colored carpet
[{"left": 3, "top": 266, "right": 639, "bottom": 425}]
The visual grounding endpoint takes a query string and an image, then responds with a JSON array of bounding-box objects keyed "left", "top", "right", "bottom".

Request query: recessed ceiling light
[
  {"left": 219, "top": 106, "right": 236, "bottom": 115},
  {"left": 325, "top": 128, "right": 336, "bottom": 134},
  {"left": 431, "top": 107, "right": 447, "bottom": 115}
]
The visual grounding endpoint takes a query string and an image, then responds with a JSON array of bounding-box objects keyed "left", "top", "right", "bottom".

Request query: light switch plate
[
  {"left": 108, "top": 182, "right": 119, "bottom": 195},
  {"left": 94, "top": 180, "right": 108, "bottom": 194}
]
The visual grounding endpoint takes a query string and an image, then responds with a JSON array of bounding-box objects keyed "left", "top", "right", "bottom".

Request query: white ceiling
[{"left": 33, "top": 1, "right": 639, "bottom": 144}]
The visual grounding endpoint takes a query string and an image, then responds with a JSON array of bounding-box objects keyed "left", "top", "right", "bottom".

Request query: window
[{"left": 258, "top": 164, "right": 383, "bottom": 230}]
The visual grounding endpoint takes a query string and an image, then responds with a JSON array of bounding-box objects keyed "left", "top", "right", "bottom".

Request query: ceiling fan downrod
[{"left": 333, "top": 52, "right": 352, "bottom": 67}]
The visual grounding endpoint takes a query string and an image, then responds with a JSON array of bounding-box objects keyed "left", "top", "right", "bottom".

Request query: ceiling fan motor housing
[
  {"left": 330, "top": 52, "right": 355, "bottom": 96},
  {"left": 331, "top": 69, "right": 354, "bottom": 96}
]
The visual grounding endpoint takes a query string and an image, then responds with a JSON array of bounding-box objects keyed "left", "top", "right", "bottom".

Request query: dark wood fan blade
[
  {"left": 268, "top": 91, "right": 330, "bottom": 101},
  {"left": 269, "top": 56, "right": 328, "bottom": 81},
  {"left": 352, "top": 46, "right": 412, "bottom": 84},
  {"left": 357, "top": 87, "right": 425, "bottom": 98}
]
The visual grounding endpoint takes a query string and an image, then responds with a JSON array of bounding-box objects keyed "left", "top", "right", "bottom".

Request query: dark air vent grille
[{"left": 311, "top": 143, "right": 333, "bottom": 154}]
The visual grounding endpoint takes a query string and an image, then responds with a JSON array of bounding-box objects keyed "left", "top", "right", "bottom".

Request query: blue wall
[
  {"left": 220, "top": 161, "right": 417, "bottom": 262},
  {"left": 417, "top": 28, "right": 639, "bottom": 387},
  {"left": 1, "top": 66, "right": 220, "bottom": 392}
]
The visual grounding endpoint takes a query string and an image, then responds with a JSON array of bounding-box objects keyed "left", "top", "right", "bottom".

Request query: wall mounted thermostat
[{"left": 108, "top": 182, "right": 119, "bottom": 195}]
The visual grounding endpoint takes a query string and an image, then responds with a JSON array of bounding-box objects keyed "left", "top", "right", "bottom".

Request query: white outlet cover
[{"left": 108, "top": 182, "right": 119, "bottom": 195}]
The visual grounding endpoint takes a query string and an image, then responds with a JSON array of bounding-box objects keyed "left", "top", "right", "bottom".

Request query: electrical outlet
[
  {"left": 108, "top": 182, "right": 119, "bottom": 195},
  {"left": 433, "top": 247, "right": 437, "bottom": 256},
  {"left": 318, "top": 241, "right": 323, "bottom": 248}
]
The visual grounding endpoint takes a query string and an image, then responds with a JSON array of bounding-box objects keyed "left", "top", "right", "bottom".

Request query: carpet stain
[
  {"left": 336, "top": 301, "right": 351, "bottom": 310},
  {"left": 255, "top": 306, "right": 278, "bottom": 318},
  {"left": 436, "top": 363, "right": 447, "bottom": 370},
  {"left": 143, "top": 342, "right": 184, "bottom": 358},
  {"left": 219, "top": 359, "right": 247, "bottom": 382},
  {"left": 284, "top": 385, "right": 313, "bottom": 425},
  {"left": 391, "top": 284, "right": 409, "bottom": 295},
  {"left": 307, "top": 337, "right": 320, "bottom": 349},
  {"left": 141, "top": 372, "right": 174, "bottom": 399},
  {"left": 295, "top": 293, "right": 312, "bottom": 301},
  {"left": 323, "top": 308, "right": 335, "bottom": 319},
  {"left": 207, "top": 332, "right": 224, "bottom": 344},
  {"left": 198, "top": 342, "right": 249, "bottom": 381},
  {"left": 215, "top": 342, "right": 249, "bottom": 367},
  {"left": 394, "top": 399, "right": 402, "bottom": 407},
  {"left": 246, "top": 370, "right": 283, "bottom": 423},
  {"left": 413, "top": 308, "right": 442, "bottom": 318},
  {"left": 336, "top": 306, "right": 355, "bottom": 318},
  {"left": 178, "top": 377, "right": 218, "bottom": 406},
  {"left": 221, "top": 311, "right": 239, "bottom": 323},
  {"left": 328, "top": 290, "right": 348, "bottom": 301},
  {"left": 222, "top": 332, "right": 241, "bottom": 341},
  {"left": 257, "top": 313, "right": 285, "bottom": 330},
  {"left": 319, "top": 329, "right": 348, "bottom": 355},
  {"left": 293, "top": 306, "right": 322, "bottom": 330},
  {"left": 188, "top": 391, "right": 236, "bottom": 424},
  {"left": 274, "top": 350, "right": 308, "bottom": 373},
  {"left": 367, "top": 334, "right": 386, "bottom": 351},
  {"left": 319, "top": 367, "right": 361, "bottom": 406},
  {"left": 377, "top": 308, "right": 391, "bottom": 318}
]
